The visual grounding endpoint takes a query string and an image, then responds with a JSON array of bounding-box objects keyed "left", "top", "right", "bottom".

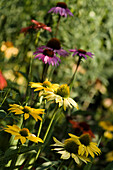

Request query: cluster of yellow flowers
[
  {"left": 4, "top": 79, "right": 101, "bottom": 165},
  {"left": 99, "top": 121, "right": 113, "bottom": 139},
  {"left": 51, "top": 133, "right": 101, "bottom": 164}
]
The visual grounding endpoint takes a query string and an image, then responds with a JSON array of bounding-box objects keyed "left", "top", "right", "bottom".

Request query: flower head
[
  {"left": 51, "top": 137, "right": 90, "bottom": 164},
  {"left": 69, "top": 48, "right": 94, "bottom": 59},
  {"left": 44, "top": 84, "right": 79, "bottom": 111},
  {"left": 20, "top": 20, "right": 51, "bottom": 35},
  {"left": 30, "top": 79, "right": 59, "bottom": 96},
  {"left": 99, "top": 121, "right": 113, "bottom": 131},
  {"left": 4, "top": 125, "right": 43, "bottom": 144},
  {"left": 47, "top": 38, "right": 69, "bottom": 57},
  {"left": 34, "top": 38, "right": 69, "bottom": 64},
  {"left": 69, "top": 133, "right": 101, "bottom": 158},
  {"left": 48, "top": 2, "right": 73, "bottom": 17},
  {"left": 99, "top": 121, "right": 113, "bottom": 139},
  {"left": 34, "top": 47, "right": 61, "bottom": 66},
  {"left": 106, "top": 150, "right": 113, "bottom": 162},
  {"left": 8, "top": 104, "right": 45, "bottom": 121},
  {"left": 1, "top": 41, "right": 19, "bottom": 60},
  {"left": 69, "top": 119, "right": 95, "bottom": 138},
  {"left": 0, "top": 70, "right": 7, "bottom": 90}
]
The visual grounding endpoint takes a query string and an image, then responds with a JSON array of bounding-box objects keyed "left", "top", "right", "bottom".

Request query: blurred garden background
[{"left": 0, "top": 0, "right": 113, "bottom": 169}]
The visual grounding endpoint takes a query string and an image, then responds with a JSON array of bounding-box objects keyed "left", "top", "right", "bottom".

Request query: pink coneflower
[
  {"left": 69, "top": 48, "right": 94, "bottom": 60},
  {"left": 46, "top": 38, "right": 69, "bottom": 57},
  {"left": 34, "top": 48, "right": 61, "bottom": 66},
  {"left": 20, "top": 20, "right": 51, "bottom": 35},
  {"left": 48, "top": 2, "right": 73, "bottom": 17},
  {"left": 0, "top": 70, "right": 7, "bottom": 90},
  {"left": 34, "top": 38, "right": 69, "bottom": 61}
]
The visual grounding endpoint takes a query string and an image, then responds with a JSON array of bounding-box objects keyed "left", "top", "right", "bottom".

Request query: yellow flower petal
[
  {"left": 59, "top": 151, "right": 70, "bottom": 159},
  {"left": 24, "top": 113, "right": 29, "bottom": 120},
  {"left": 20, "top": 136, "right": 26, "bottom": 144},
  {"left": 71, "top": 153, "right": 80, "bottom": 164}
]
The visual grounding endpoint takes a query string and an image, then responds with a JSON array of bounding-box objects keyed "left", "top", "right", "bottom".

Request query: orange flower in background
[
  {"left": 20, "top": 19, "right": 51, "bottom": 35},
  {"left": 1, "top": 41, "right": 19, "bottom": 60},
  {"left": 68, "top": 119, "right": 95, "bottom": 138},
  {"left": 0, "top": 70, "right": 7, "bottom": 90}
]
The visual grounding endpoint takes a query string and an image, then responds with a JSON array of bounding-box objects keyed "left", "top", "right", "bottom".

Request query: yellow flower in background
[
  {"left": 4, "top": 125, "right": 43, "bottom": 144},
  {"left": 44, "top": 84, "right": 79, "bottom": 111},
  {"left": 29, "top": 78, "right": 59, "bottom": 96},
  {"left": 106, "top": 150, "right": 113, "bottom": 162},
  {"left": 8, "top": 104, "right": 45, "bottom": 121},
  {"left": 104, "top": 131, "right": 113, "bottom": 139},
  {"left": 51, "top": 137, "right": 90, "bottom": 164},
  {"left": 1, "top": 41, "right": 19, "bottom": 59},
  {"left": 69, "top": 133, "right": 101, "bottom": 158},
  {"left": 99, "top": 121, "right": 113, "bottom": 131}
]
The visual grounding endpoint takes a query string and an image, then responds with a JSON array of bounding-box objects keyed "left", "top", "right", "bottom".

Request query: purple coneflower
[
  {"left": 69, "top": 48, "right": 94, "bottom": 59},
  {"left": 34, "top": 38, "right": 69, "bottom": 64},
  {"left": 48, "top": 2, "right": 73, "bottom": 17},
  {"left": 46, "top": 38, "right": 69, "bottom": 57},
  {"left": 34, "top": 48, "right": 61, "bottom": 66}
]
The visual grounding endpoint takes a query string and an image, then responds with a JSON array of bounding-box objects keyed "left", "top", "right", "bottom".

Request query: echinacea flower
[
  {"left": 48, "top": 2, "right": 73, "bottom": 17},
  {"left": 30, "top": 79, "right": 59, "bottom": 95},
  {"left": 44, "top": 84, "right": 79, "bottom": 111},
  {"left": 46, "top": 38, "right": 69, "bottom": 57},
  {"left": 51, "top": 137, "right": 90, "bottom": 164},
  {"left": 68, "top": 119, "right": 95, "bottom": 138},
  {"left": 20, "top": 19, "right": 51, "bottom": 35},
  {"left": 0, "top": 70, "right": 7, "bottom": 90},
  {"left": 4, "top": 125, "right": 43, "bottom": 144},
  {"left": 69, "top": 133, "right": 101, "bottom": 158},
  {"left": 8, "top": 104, "right": 45, "bottom": 121},
  {"left": 69, "top": 48, "right": 94, "bottom": 60},
  {"left": 34, "top": 38, "right": 69, "bottom": 63},
  {"left": 34, "top": 47, "right": 61, "bottom": 66}
]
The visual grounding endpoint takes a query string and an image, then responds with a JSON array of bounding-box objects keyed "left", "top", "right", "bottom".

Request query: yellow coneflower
[
  {"left": 4, "top": 125, "right": 43, "bottom": 144},
  {"left": 8, "top": 104, "right": 45, "bottom": 121},
  {"left": 29, "top": 78, "right": 59, "bottom": 96},
  {"left": 69, "top": 133, "right": 101, "bottom": 158},
  {"left": 44, "top": 84, "right": 79, "bottom": 111},
  {"left": 51, "top": 137, "right": 90, "bottom": 164}
]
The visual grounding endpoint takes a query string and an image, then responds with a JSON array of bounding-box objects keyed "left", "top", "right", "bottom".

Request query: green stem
[
  {"left": 57, "top": 160, "right": 64, "bottom": 170},
  {"left": 41, "top": 63, "right": 49, "bottom": 82},
  {"left": 0, "top": 88, "right": 10, "bottom": 107},
  {"left": 69, "top": 56, "right": 82, "bottom": 90},
  {"left": 55, "top": 15, "right": 61, "bottom": 37},
  {"left": 35, "top": 105, "right": 59, "bottom": 160},
  {"left": 67, "top": 159, "right": 73, "bottom": 170},
  {"left": 37, "top": 114, "right": 45, "bottom": 137}
]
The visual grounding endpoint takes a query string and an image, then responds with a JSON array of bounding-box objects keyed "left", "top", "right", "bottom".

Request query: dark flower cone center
[
  {"left": 79, "top": 122, "right": 90, "bottom": 131},
  {"left": 64, "top": 138, "right": 78, "bottom": 154},
  {"left": 47, "top": 38, "right": 61, "bottom": 50},
  {"left": 56, "top": 2, "right": 67, "bottom": 9},
  {"left": 20, "top": 128, "right": 29, "bottom": 137},
  {"left": 23, "top": 107, "right": 29, "bottom": 113},
  {"left": 43, "top": 49, "right": 54, "bottom": 57},
  {"left": 79, "top": 134, "right": 91, "bottom": 146},
  {"left": 56, "top": 84, "right": 69, "bottom": 98},
  {"left": 78, "top": 49, "right": 86, "bottom": 54}
]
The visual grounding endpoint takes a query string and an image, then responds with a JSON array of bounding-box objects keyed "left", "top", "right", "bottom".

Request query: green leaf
[
  {"left": 36, "top": 161, "right": 59, "bottom": 170},
  {"left": 0, "top": 110, "right": 7, "bottom": 118}
]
